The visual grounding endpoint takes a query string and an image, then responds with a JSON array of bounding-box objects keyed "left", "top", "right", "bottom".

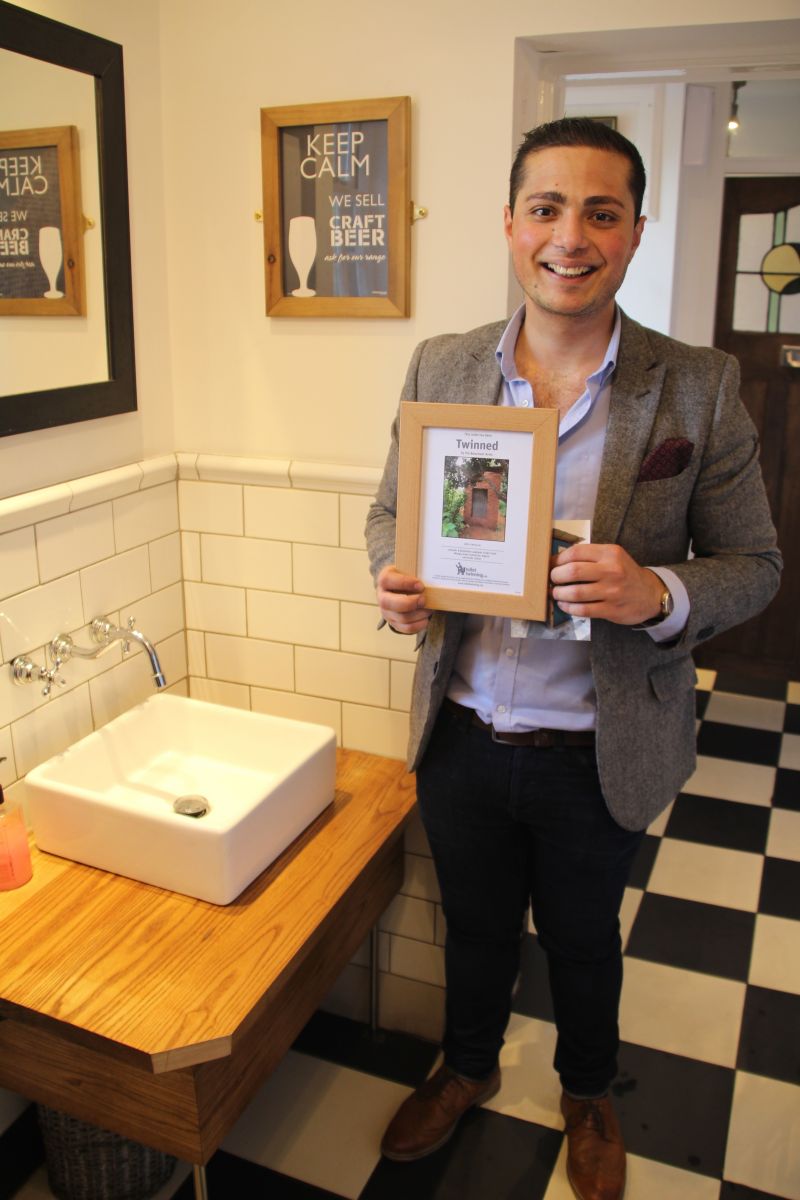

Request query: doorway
[
  {"left": 512, "top": 22, "right": 800, "bottom": 678},
  {"left": 695, "top": 176, "right": 800, "bottom": 680}
]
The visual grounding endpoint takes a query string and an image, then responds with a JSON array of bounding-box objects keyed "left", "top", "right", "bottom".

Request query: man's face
[{"left": 504, "top": 145, "right": 645, "bottom": 324}]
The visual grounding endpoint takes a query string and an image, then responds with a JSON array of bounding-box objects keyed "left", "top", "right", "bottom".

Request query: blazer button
[{"left": 697, "top": 626, "right": 715, "bottom": 640}]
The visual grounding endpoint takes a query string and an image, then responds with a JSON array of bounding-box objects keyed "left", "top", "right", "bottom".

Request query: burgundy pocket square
[{"left": 637, "top": 438, "right": 694, "bottom": 482}]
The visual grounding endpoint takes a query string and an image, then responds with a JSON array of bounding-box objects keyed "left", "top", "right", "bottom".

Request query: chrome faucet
[
  {"left": 13, "top": 615, "right": 167, "bottom": 694},
  {"left": 59, "top": 618, "right": 167, "bottom": 689}
]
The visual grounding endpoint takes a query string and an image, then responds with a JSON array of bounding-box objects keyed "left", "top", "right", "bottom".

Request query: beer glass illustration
[
  {"left": 39, "top": 225, "right": 64, "bottom": 299},
  {"left": 288, "top": 216, "right": 317, "bottom": 297}
]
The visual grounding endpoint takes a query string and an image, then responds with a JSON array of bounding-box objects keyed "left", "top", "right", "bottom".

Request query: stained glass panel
[{"left": 732, "top": 204, "right": 800, "bottom": 334}]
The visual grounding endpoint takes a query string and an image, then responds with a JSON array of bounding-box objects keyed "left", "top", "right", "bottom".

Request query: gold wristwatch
[
  {"left": 636, "top": 585, "right": 674, "bottom": 629},
  {"left": 657, "top": 586, "right": 674, "bottom": 620}
]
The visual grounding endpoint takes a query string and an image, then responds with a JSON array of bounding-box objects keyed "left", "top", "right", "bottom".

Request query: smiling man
[{"left": 365, "top": 118, "right": 780, "bottom": 1200}]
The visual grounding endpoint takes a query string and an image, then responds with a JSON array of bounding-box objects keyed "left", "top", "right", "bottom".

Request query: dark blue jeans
[{"left": 416, "top": 703, "right": 643, "bottom": 1097}]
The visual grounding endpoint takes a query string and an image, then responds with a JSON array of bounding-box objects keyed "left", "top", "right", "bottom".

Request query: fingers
[
  {"left": 550, "top": 544, "right": 608, "bottom": 610},
  {"left": 377, "top": 565, "right": 431, "bottom": 634},
  {"left": 550, "top": 544, "right": 662, "bottom": 625}
]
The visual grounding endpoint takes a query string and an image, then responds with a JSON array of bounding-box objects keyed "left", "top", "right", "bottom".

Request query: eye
[
  {"left": 590, "top": 211, "right": 618, "bottom": 224},
  {"left": 530, "top": 205, "right": 555, "bottom": 218}
]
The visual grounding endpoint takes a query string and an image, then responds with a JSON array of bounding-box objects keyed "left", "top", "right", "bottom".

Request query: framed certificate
[{"left": 395, "top": 402, "right": 558, "bottom": 619}]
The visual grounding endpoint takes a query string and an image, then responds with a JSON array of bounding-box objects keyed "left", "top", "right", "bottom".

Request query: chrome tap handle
[
  {"left": 10, "top": 655, "right": 63, "bottom": 696},
  {"left": 91, "top": 615, "right": 135, "bottom": 653},
  {"left": 123, "top": 616, "right": 137, "bottom": 654},
  {"left": 90, "top": 617, "right": 113, "bottom": 645},
  {"left": 11, "top": 656, "right": 40, "bottom": 686},
  {"left": 41, "top": 643, "right": 67, "bottom": 696}
]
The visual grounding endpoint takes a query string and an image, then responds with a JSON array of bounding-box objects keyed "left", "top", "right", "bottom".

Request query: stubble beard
[{"left": 519, "top": 263, "right": 628, "bottom": 326}]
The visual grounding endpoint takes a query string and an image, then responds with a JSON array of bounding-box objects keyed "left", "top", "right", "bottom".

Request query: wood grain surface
[{"left": 0, "top": 750, "right": 415, "bottom": 1070}]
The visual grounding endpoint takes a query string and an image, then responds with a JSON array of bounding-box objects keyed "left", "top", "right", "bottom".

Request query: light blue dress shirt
[{"left": 446, "top": 306, "right": 689, "bottom": 732}]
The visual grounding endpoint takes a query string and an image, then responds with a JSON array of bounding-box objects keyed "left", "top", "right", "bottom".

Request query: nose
[{"left": 551, "top": 210, "right": 589, "bottom": 253}]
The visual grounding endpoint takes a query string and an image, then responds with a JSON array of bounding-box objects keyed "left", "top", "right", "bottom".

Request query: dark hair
[{"left": 509, "top": 117, "right": 646, "bottom": 221}]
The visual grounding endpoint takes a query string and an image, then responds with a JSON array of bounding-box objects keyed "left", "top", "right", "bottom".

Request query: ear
[
  {"left": 503, "top": 203, "right": 513, "bottom": 247},
  {"left": 630, "top": 214, "right": 646, "bottom": 256}
]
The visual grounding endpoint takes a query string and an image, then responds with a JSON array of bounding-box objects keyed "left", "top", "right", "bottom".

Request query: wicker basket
[{"left": 36, "top": 1106, "right": 177, "bottom": 1200}]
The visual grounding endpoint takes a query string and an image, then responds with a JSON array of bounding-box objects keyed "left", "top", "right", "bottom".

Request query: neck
[{"left": 517, "top": 302, "right": 616, "bottom": 374}]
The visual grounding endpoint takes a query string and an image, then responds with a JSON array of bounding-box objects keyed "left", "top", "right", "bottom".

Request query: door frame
[{"left": 508, "top": 21, "right": 800, "bottom": 331}]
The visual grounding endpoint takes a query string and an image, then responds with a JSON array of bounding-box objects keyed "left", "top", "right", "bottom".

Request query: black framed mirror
[{"left": 0, "top": 0, "right": 136, "bottom": 436}]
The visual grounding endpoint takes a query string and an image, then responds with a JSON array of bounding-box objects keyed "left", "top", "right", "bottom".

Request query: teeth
[{"left": 547, "top": 264, "right": 593, "bottom": 277}]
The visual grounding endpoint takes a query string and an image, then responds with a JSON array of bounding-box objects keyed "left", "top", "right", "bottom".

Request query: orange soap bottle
[{"left": 0, "top": 780, "right": 33, "bottom": 891}]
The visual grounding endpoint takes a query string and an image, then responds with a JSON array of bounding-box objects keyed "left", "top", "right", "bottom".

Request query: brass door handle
[{"left": 780, "top": 345, "right": 800, "bottom": 369}]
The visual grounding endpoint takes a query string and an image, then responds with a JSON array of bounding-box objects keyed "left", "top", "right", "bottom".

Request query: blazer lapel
[
  {"left": 592, "top": 314, "right": 666, "bottom": 545},
  {"left": 448, "top": 316, "right": 665, "bottom": 543},
  {"left": 456, "top": 324, "right": 505, "bottom": 406}
]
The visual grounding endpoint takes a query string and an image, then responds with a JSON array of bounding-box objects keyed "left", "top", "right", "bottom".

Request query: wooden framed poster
[
  {"left": 260, "top": 96, "right": 410, "bottom": 317},
  {"left": 395, "top": 402, "right": 559, "bottom": 620},
  {"left": 0, "top": 125, "right": 85, "bottom": 316}
]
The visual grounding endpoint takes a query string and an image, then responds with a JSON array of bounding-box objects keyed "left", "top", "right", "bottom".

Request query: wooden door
[{"left": 695, "top": 176, "right": 800, "bottom": 682}]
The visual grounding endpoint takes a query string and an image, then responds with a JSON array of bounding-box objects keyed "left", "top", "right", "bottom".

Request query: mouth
[{"left": 543, "top": 263, "right": 596, "bottom": 278}]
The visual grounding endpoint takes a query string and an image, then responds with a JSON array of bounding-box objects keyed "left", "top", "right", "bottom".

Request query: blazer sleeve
[
  {"left": 364, "top": 339, "right": 427, "bottom": 584},
  {"left": 667, "top": 354, "right": 782, "bottom": 649}
]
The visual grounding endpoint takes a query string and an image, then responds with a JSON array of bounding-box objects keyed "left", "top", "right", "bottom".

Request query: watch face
[{"left": 662, "top": 589, "right": 674, "bottom": 617}]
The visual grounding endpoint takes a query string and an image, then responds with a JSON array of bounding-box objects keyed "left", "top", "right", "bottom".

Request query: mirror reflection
[
  {"left": 0, "top": 47, "right": 108, "bottom": 396},
  {"left": 0, "top": 0, "right": 136, "bottom": 437}
]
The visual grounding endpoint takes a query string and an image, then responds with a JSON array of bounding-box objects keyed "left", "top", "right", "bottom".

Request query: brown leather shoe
[
  {"left": 380, "top": 1063, "right": 501, "bottom": 1161},
  {"left": 561, "top": 1092, "right": 626, "bottom": 1200}
]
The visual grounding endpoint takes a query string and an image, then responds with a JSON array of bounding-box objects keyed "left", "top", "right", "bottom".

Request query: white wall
[
  {"left": 160, "top": 0, "right": 799, "bottom": 470},
  {"left": 564, "top": 81, "right": 686, "bottom": 335},
  {"left": 6, "top": 0, "right": 797, "bottom": 501}
]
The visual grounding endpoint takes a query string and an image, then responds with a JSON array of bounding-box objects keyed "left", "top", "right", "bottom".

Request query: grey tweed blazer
[{"left": 365, "top": 312, "right": 781, "bottom": 830}]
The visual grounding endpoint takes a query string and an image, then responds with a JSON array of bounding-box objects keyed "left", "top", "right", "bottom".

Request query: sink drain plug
[{"left": 173, "top": 795, "right": 210, "bottom": 818}]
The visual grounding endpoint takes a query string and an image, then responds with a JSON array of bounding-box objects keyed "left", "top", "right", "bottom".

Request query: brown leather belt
[{"left": 442, "top": 696, "right": 596, "bottom": 748}]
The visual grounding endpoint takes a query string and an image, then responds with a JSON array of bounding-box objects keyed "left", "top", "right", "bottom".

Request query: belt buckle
[
  {"left": 532, "top": 729, "right": 557, "bottom": 748},
  {"left": 490, "top": 727, "right": 559, "bottom": 748}
]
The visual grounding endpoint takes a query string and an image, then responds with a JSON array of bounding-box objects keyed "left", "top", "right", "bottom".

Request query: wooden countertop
[{"left": 0, "top": 749, "right": 415, "bottom": 1075}]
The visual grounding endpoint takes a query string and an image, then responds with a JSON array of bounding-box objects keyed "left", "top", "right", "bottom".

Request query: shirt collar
[{"left": 495, "top": 304, "right": 621, "bottom": 389}]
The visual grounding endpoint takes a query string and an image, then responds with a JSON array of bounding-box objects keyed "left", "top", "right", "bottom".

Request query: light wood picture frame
[
  {"left": 260, "top": 96, "right": 410, "bottom": 317},
  {"left": 0, "top": 125, "right": 85, "bottom": 316},
  {"left": 396, "top": 402, "right": 559, "bottom": 620}
]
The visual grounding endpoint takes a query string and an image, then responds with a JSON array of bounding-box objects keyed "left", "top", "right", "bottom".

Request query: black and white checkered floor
[{"left": 13, "top": 670, "right": 800, "bottom": 1200}]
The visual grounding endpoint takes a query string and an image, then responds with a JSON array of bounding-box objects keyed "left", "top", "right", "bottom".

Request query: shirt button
[
  {"left": 497, "top": 704, "right": 507, "bottom": 714},
  {"left": 505, "top": 648, "right": 515, "bottom": 657},
  {"left": 519, "top": 397, "right": 530, "bottom": 407}
]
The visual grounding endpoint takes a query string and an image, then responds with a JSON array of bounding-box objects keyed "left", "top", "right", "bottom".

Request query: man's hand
[
  {"left": 550, "top": 543, "right": 665, "bottom": 626},
  {"left": 377, "top": 565, "right": 432, "bottom": 635}
]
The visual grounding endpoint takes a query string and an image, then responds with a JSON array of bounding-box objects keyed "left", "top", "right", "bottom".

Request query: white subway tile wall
[
  {"left": 248, "top": 590, "right": 339, "bottom": 649},
  {"left": 390, "top": 661, "right": 415, "bottom": 711},
  {"left": 245, "top": 486, "right": 338, "bottom": 545},
  {"left": 114, "top": 481, "right": 179, "bottom": 551},
  {"left": 340, "top": 601, "right": 417, "bottom": 662},
  {"left": 178, "top": 480, "right": 244, "bottom": 536},
  {"left": 0, "top": 528, "right": 39, "bottom": 601},
  {"left": 81, "top": 545, "right": 152, "bottom": 617},
  {"left": 36, "top": 504, "right": 116, "bottom": 582},
  {"left": 342, "top": 702, "right": 410, "bottom": 761},
  {"left": 0, "top": 454, "right": 444, "bottom": 1053},
  {"left": 296, "top": 647, "right": 389, "bottom": 707},
  {"left": 202, "top": 533, "right": 293, "bottom": 592}
]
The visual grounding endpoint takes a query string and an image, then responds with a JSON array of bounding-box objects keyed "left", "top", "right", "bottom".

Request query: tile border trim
[{"left": 0, "top": 454, "right": 382, "bottom": 535}]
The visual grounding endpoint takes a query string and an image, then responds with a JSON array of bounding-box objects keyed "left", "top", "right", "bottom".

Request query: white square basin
[{"left": 25, "top": 694, "right": 337, "bottom": 905}]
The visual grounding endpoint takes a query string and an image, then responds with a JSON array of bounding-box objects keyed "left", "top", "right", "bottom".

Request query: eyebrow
[{"left": 523, "top": 190, "right": 626, "bottom": 210}]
